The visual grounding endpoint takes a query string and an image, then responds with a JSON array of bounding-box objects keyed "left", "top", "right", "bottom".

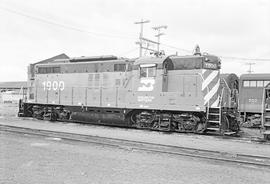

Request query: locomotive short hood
[{"left": 134, "top": 54, "right": 221, "bottom": 70}]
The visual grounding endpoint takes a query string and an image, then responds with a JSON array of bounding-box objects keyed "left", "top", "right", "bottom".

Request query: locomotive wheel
[
  {"left": 132, "top": 111, "right": 155, "bottom": 129},
  {"left": 172, "top": 114, "right": 202, "bottom": 133},
  {"left": 196, "top": 122, "right": 206, "bottom": 133},
  {"left": 220, "top": 115, "right": 229, "bottom": 133},
  {"left": 130, "top": 111, "right": 171, "bottom": 131},
  {"left": 264, "top": 134, "right": 270, "bottom": 140},
  {"left": 58, "top": 110, "right": 71, "bottom": 120},
  {"left": 225, "top": 113, "right": 240, "bottom": 132},
  {"left": 32, "top": 106, "right": 44, "bottom": 120}
]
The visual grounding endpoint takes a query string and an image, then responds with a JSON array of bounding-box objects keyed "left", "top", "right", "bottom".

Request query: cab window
[
  {"left": 250, "top": 81, "right": 256, "bottom": 87},
  {"left": 243, "top": 81, "right": 249, "bottom": 87},
  {"left": 140, "top": 64, "right": 157, "bottom": 78},
  {"left": 114, "top": 64, "right": 126, "bottom": 72},
  {"left": 257, "top": 81, "right": 263, "bottom": 87},
  {"left": 37, "top": 66, "right": 60, "bottom": 74},
  {"left": 243, "top": 80, "right": 269, "bottom": 88}
]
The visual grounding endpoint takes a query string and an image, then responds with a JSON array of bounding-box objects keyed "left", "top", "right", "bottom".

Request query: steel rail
[{"left": 1, "top": 124, "right": 270, "bottom": 168}]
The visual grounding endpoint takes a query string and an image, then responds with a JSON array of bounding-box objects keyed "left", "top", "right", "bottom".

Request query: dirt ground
[
  {"left": 0, "top": 102, "right": 263, "bottom": 139},
  {"left": 240, "top": 127, "right": 263, "bottom": 138},
  {"left": 2, "top": 131, "right": 269, "bottom": 184},
  {"left": 0, "top": 103, "right": 18, "bottom": 119}
]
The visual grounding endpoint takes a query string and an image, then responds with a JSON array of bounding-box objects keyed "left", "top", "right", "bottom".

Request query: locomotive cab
[
  {"left": 130, "top": 54, "right": 239, "bottom": 134},
  {"left": 135, "top": 56, "right": 173, "bottom": 93}
]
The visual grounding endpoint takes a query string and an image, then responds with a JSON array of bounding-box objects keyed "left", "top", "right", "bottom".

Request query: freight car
[
  {"left": 18, "top": 52, "right": 239, "bottom": 135},
  {"left": 239, "top": 74, "right": 270, "bottom": 127}
]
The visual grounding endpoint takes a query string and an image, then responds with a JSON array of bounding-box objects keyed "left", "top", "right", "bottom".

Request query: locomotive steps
[{"left": 0, "top": 119, "right": 270, "bottom": 169}]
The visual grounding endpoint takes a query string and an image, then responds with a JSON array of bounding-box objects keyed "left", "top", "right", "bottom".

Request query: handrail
[
  {"left": 221, "top": 78, "right": 231, "bottom": 94},
  {"left": 123, "top": 74, "right": 134, "bottom": 88},
  {"left": 220, "top": 87, "right": 225, "bottom": 107},
  {"left": 219, "top": 87, "right": 225, "bottom": 125},
  {"left": 261, "top": 88, "right": 266, "bottom": 128}
]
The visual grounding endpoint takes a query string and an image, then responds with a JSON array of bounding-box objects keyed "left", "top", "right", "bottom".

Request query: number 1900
[{"left": 42, "top": 81, "right": 64, "bottom": 91}]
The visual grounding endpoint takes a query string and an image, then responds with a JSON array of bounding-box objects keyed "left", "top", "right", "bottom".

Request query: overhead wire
[
  {"left": 1, "top": 5, "right": 269, "bottom": 62},
  {"left": 161, "top": 43, "right": 270, "bottom": 62},
  {"left": 119, "top": 47, "right": 138, "bottom": 56},
  {"left": 160, "top": 42, "right": 193, "bottom": 54},
  {"left": 0, "top": 5, "right": 137, "bottom": 40},
  {"left": 220, "top": 56, "right": 270, "bottom": 62}
]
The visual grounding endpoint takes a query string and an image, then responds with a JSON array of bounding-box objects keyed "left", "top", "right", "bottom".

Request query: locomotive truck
[{"left": 18, "top": 51, "right": 240, "bottom": 135}]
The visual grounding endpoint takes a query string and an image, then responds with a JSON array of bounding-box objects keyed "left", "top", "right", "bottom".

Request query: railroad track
[{"left": 1, "top": 124, "right": 270, "bottom": 169}]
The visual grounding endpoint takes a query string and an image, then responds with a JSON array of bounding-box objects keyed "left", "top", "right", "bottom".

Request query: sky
[{"left": 0, "top": 0, "right": 269, "bottom": 82}]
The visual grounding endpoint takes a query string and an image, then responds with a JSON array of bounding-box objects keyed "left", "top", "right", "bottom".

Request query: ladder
[
  {"left": 206, "top": 88, "right": 224, "bottom": 133},
  {"left": 206, "top": 106, "right": 222, "bottom": 132}
]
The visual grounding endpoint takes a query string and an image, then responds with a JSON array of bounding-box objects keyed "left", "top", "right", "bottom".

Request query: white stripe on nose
[
  {"left": 204, "top": 79, "right": 220, "bottom": 105},
  {"left": 211, "top": 96, "right": 220, "bottom": 107},
  {"left": 202, "top": 70, "right": 219, "bottom": 91}
]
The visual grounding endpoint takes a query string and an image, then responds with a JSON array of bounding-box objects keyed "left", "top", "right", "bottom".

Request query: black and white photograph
[{"left": 0, "top": 0, "right": 270, "bottom": 183}]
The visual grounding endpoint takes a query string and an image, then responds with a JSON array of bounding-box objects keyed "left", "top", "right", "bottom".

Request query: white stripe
[
  {"left": 204, "top": 79, "right": 220, "bottom": 105},
  {"left": 211, "top": 96, "right": 220, "bottom": 107},
  {"left": 202, "top": 69, "right": 207, "bottom": 74},
  {"left": 202, "top": 70, "right": 219, "bottom": 90}
]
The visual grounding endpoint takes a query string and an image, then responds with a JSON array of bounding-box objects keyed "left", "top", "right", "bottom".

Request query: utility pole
[
  {"left": 246, "top": 62, "right": 255, "bottom": 73},
  {"left": 152, "top": 25, "right": 167, "bottom": 52},
  {"left": 135, "top": 19, "right": 150, "bottom": 57}
]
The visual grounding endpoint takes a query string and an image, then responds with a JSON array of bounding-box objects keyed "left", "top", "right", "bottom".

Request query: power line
[
  {"left": 119, "top": 47, "right": 138, "bottom": 56},
  {"left": 220, "top": 56, "right": 270, "bottom": 62},
  {"left": 0, "top": 5, "right": 136, "bottom": 40},
  {"left": 161, "top": 43, "right": 270, "bottom": 62},
  {"left": 160, "top": 43, "right": 193, "bottom": 54},
  {"left": 1, "top": 5, "right": 270, "bottom": 62}
]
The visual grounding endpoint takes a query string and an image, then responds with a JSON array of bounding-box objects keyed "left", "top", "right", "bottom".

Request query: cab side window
[
  {"left": 257, "top": 81, "right": 263, "bottom": 87},
  {"left": 243, "top": 80, "right": 269, "bottom": 88},
  {"left": 140, "top": 65, "right": 157, "bottom": 78},
  {"left": 243, "top": 80, "right": 250, "bottom": 87},
  {"left": 250, "top": 81, "right": 256, "bottom": 87}
]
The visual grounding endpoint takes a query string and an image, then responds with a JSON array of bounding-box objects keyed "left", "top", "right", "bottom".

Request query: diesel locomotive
[
  {"left": 239, "top": 74, "right": 270, "bottom": 127},
  {"left": 238, "top": 73, "right": 270, "bottom": 139},
  {"left": 18, "top": 51, "right": 240, "bottom": 135}
]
